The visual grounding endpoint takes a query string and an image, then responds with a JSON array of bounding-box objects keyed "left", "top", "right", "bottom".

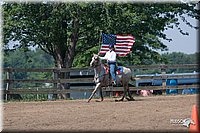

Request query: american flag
[{"left": 99, "top": 33, "right": 135, "bottom": 57}]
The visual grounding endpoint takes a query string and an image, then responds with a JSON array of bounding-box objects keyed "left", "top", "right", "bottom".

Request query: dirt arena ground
[{"left": 2, "top": 94, "right": 199, "bottom": 132}]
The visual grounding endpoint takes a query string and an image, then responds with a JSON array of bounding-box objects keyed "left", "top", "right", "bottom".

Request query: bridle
[
  {"left": 91, "top": 56, "right": 101, "bottom": 68},
  {"left": 91, "top": 55, "right": 108, "bottom": 83}
]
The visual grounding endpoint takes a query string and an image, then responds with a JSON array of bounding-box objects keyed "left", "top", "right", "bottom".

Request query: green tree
[
  {"left": 3, "top": 2, "right": 199, "bottom": 68},
  {"left": 161, "top": 52, "right": 198, "bottom": 73},
  {"left": 3, "top": 48, "right": 54, "bottom": 88},
  {"left": 161, "top": 52, "right": 198, "bottom": 64}
]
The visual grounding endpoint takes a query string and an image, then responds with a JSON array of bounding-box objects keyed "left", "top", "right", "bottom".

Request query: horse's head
[{"left": 90, "top": 53, "right": 101, "bottom": 67}]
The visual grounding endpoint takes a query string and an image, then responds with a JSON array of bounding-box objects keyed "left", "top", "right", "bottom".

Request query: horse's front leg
[
  {"left": 87, "top": 82, "right": 101, "bottom": 102},
  {"left": 95, "top": 87, "right": 104, "bottom": 102},
  {"left": 99, "top": 87, "right": 104, "bottom": 101}
]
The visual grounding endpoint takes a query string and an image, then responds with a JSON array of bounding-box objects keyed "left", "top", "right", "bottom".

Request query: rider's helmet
[{"left": 109, "top": 44, "right": 115, "bottom": 49}]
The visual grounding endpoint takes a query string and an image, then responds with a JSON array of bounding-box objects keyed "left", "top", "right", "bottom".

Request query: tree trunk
[{"left": 53, "top": 18, "right": 79, "bottom": 99}]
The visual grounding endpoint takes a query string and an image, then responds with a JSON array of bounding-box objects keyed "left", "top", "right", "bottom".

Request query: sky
[{"left": 160, "top": 15, "right": 198, "bottom": 54}]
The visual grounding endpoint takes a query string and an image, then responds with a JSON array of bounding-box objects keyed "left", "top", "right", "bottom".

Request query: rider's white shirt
[{"left": 100, "top": 50, "right": 116, "bottom": 62}]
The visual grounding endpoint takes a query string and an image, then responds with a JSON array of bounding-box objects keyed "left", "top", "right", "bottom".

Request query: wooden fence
[{"left": 2, "top": 64, "right": 199, "bottom": 100}]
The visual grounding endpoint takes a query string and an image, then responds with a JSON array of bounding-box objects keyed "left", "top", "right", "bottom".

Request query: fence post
[
  {"left": 48, "top": 68, "right": 58, "bottom": 100},
  {"left": 53, "top": 68, "right": 58, "bottom": 90},
  {"left": 6, "top": 67, "right": 13, "bottom": 101},
  {"left": 161, "top": 65, "right": 167, "bottom": 94},
  {"left": 36, "top": 87, "right": 39, "bottom": 100}
]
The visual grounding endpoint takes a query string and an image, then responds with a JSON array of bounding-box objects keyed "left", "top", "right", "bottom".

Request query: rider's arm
[{"left": 99, "top": 52, "right": 109, "bottom": 60}]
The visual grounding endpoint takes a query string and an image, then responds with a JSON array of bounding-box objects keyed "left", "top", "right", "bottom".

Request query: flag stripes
[{"left": 99, "top": 33, "right": 135, "bottom": 57}]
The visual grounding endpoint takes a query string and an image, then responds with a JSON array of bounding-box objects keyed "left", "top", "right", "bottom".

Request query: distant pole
[
  {"left": 98, "top": 30, "right": 103, "bottom": 54},
  {"left": 36, "top": 88, "right": 39, "bottom": 100}
]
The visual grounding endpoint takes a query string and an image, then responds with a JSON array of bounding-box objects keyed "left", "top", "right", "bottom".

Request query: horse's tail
[{"left": 131, "top": 76, "right": 135, "bottom": 81}]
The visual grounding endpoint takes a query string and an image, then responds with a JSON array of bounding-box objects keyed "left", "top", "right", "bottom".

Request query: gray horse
[{"left": 87, "top": 54, "right": 135, "bottom": 102}]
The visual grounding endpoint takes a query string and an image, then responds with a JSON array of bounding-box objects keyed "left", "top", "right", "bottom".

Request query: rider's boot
[{"left": 113, "top": 81, "right": 116, "bottom": 85}]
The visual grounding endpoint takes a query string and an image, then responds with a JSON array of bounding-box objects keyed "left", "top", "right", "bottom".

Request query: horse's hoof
[
  {"left": 129, "top": 98, "right": 135, "bottom": 101},
  {"left": 131, "top": 98, "right": 135, "bottom": 101},
  {"left": 115, "top": 99, "right": 123, "bottom": 102},
  {"left": 126, "top": 97, "right": 135, "bottom": 101},
  {"left": 95, "top": 100, "right": 102, "bottom": 102},
  {"left": 87, "top": 100, "right": 91, "bottom": 103}
]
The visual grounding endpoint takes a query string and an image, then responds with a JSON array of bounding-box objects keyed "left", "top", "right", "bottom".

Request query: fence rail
[
  {"left": 3, "top": 78, "right": 94, "bottom": 83},
  {"left": 3, "top": 84, "right": 199, "bottom": 95},
  {"left": 2, "top": 64, "right": 199, "bottom": 100},
  {"left": 3, "top": 75, "right": 199, "bottom": 83},
  {"left": 3, "top": 64, "right": 198, "bottom": 72},
  {"left": 128, "top": 64, "right": 198, "bottom": 69}
]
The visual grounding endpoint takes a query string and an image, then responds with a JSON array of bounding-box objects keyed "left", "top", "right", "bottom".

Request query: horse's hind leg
[
  {"left": 115, "top": 95, "right": 124, "bottom": 102},
  {"left": 127, "top": 86, "right": 135, "bottom": 101},
  {"left": 115, "top": 84, "right": 126, "bottom": 102},
  {"left": 87, "top": 83, "right": 101, "bottom": 102}
]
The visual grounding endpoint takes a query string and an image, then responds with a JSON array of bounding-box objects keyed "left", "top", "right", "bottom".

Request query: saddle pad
[
  {"left": 116, "top": 66, "right": 123, "bottom": 75},
  {"left": 103, "top": 66, "right": 109, "bottom": 74}
]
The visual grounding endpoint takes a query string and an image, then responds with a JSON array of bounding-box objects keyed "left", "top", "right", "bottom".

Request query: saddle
[
  {"left": 116, "top": 66, "right": 123, "bottom": 75},
  {"left": 103, "top": 64, "right": 123, "bottom": 86}
]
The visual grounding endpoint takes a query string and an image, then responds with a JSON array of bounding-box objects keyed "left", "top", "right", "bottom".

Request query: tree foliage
[
  {"left": 3, "top": 2, "right": 200, "bottom": 69},
  {"left": 4, "top": 48, "right": 54, "bottom": 68},
  {"left": 161, "top": 52, "right": 198, "bottom": 64},
  {"left": 3, "top": 48, "right": 54, "bottom": 88}
]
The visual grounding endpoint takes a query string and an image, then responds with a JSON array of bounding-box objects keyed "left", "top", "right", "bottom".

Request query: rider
[{"left": 99, "top": 44, "right": 117, "bottom": 85}]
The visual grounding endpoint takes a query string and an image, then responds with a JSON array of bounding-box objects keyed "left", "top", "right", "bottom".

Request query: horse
[{"left": 87, "top": 53, "right": 135, "bottom": 102}]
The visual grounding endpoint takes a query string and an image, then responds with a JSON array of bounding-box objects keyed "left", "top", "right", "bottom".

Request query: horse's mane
[{"left": 94, "top": 54, "right": 102, "bottom": 64}]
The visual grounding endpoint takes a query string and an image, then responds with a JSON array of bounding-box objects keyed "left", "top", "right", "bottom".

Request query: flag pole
[{"left": 98, "top": 30, "right": 103, "bottom": 55}]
